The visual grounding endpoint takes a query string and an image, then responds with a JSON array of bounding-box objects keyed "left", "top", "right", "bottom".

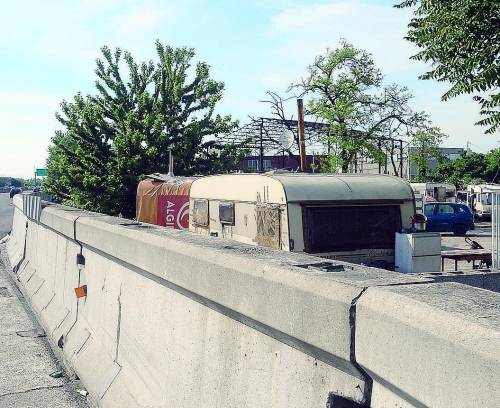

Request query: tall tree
[
  {"left": 409, "top": 126, "right": 447, "bottom": 181},
  {"left": 45, "top": 41, "right": 240, "bottom": 217},
  {"left": 396, "top": 0, "right": 500, "bottom": 133},
  {"left": 293, "top": 40, "right": 423, "bottom": 172}
]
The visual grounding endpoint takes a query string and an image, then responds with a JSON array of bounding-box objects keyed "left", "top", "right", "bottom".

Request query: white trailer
[
  {"left": 189, "top": 173, "right": 416, "bottom": 269},
  {"left": 410, "top": 182, "right": 457, "bottom": 203},
  {"left": 466, "top": 184, "right": 500, "bottom": 219}
]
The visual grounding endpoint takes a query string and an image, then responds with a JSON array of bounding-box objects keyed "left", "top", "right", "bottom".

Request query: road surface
[
  {"left": 0, "top": 193, "right": 14, "bottom": 240},
  {"left": 0, "top": 193, "right": 87, "bottom": 407}
]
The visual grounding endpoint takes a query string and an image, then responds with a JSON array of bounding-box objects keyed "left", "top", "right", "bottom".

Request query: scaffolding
[{"left": 222, "top": 117, "right": 409, "bottom": 177}]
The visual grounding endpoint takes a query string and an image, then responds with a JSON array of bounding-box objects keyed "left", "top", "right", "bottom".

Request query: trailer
[
  {"left": 466, "top": 184, "right": 500, "bottom": 219},
  {"left": 410, "top": 182, "right": 456, "bottom": 203},
  {"left": 188, "top": 173, "right": 416, "bottom": 269},
  {"left": 136, "top": 173, "right": 198, "bottom": 229}
]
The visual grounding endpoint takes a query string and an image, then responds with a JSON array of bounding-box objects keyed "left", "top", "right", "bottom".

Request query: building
[
  {"left": 236, "top": 154, "right": 320, "bottom": 172},
  {"left": 408, "top": 147, "right": 465, "bottom": 180}
]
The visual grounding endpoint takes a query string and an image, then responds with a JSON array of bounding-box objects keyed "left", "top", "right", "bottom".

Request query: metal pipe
[
  {"left": 400, "top": 140, "right": 404, "bottom": 178},
  {"left": 297, "top": 99, "right": 306, "bottom": 172},
  {"left": 168, "top": 149, "right": 174, "bottom": 176}
]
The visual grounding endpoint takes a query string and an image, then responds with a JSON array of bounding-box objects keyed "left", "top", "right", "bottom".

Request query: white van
[
  {"left": 411, "top": 182, "right": 456, "bottom": 203},
  {"left": 189, "top": 173, "right": 416, "bottom": 268},
  {"left": 467, "top": 184, "right": 500, "bottom": 219}
]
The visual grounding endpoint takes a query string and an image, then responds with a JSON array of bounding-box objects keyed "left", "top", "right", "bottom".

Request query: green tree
[
  {"left": 45, "top": 41, "right": 240, "bottom": 217},
  {"left": 429, "top": 149, "right": 500, "bottom": 188},
  {"left": 396, "top": 0, "right": 500, "bottom": 133},
  {"left": 293, "top": 40, "right": 423, "bottom": 172},
  {"left": 409, "top": 126, "right": 447, "bottom": 181},
  {"left": 485, "top": 148, "right": 500, "bottom": 183}
]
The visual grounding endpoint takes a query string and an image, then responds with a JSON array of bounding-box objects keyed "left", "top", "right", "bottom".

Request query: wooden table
[{"left": 441, "top": 249, "right": 492, "bottom": 271}]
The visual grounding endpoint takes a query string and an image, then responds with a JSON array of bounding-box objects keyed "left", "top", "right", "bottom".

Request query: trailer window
[
  {"left": 256, "top": 205, "right": 281, "bottom": 250},
  {"left": 303, "top": 205, "right": 402, "bottom": 253},
  {"left": 219, "top": 202, "right": 235, "bottom": 225},
  {"left": 192, "top": 199, "right": 209, "bottom": 226},
  {"left": 481, "top": 193, "right": 492, "bottom": 205}
]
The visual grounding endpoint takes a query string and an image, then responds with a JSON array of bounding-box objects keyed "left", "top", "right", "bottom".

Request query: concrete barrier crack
[
  {"left": 115, "top": 284, "right": 122, "bottom": 363},
  {"left": 348, "top": 287, "right": 373, "bottom": 407}
]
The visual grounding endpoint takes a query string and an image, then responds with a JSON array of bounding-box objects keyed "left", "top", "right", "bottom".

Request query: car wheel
[{"left": 453, "top": 224, "right": 467, "bottom": 236}]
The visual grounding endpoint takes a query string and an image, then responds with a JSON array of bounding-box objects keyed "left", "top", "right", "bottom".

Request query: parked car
[{"left": 424, "top": 202, "right": 474, "bottom": 236}]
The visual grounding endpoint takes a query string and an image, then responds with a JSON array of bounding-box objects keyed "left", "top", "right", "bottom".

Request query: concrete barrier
[
  {"left": 355, "top": 283, "right": 500, "bottom": 408},
  {"left": 4, "top": 197, "right": 499, "bottom": 408},
  {"left": 6, "top": 195, "right": 27, "bottom": 271}
]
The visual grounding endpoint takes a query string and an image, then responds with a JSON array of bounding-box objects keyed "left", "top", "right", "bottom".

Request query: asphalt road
[
  {"left": 0, "top": 246, "right": 88, "bottom": 406},
  {"left": 0, "top": 193, "right": 14, "bottom": 239}
]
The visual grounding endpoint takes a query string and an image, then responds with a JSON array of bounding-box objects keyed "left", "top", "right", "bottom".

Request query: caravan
[
  {"left": 410, "top": 182, "right": 457, "bottom": 203},
  {"left": 467, "top": 184, "right": 500, "bottom": 219},
  {"left": 188, "top": 173, "right": 416, "bottom": 269}
]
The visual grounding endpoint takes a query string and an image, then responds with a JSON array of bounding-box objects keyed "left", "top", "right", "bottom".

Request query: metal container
[{"left": 412, "top": 213, "right": 427, "bottom": 232}]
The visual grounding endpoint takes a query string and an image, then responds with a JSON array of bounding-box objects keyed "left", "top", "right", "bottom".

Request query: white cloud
[
  {"left": 114, "top": 5, "right": 166, "bottom": 34},
  {"left": 264, "top": 1, "right": 498, "bottom": 151},
  {"left": 268, "top": 0, "right": 418, "bottom": 75},
  {"left": 271, "top": 2, "right": 358, "bottom": 32}
]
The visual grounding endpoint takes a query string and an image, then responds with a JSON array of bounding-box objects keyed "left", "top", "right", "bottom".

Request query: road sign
[{"left": 35, "top": 169, "right": 47, "bottom": 176}]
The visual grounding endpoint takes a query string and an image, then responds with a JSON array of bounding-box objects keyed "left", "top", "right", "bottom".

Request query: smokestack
[{"left": 168, "top": 149, "right": 174, "bottom": 176}]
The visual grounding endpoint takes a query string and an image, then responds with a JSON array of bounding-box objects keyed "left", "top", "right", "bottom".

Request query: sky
[{"left": 0, "top": 0, "right": 498, "bottom": 178}]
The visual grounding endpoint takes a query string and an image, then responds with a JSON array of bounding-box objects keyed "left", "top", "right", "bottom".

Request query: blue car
[{"left": 424, "top": 202, "right": 475, "bottom": 236}]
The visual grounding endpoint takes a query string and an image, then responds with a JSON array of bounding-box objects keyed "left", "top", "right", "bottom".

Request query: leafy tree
[
  {"left": 429, "top": 148, "right": 500, "bottom": 187},
  {"left": 409, "top": 126, "right": 447, "bottom": 181},
  {"left": 485, "top": 148, "right": 500, "bottom": 183},
  {"left": 293, "top": 40, "right": 424, "bottom": 172},
  {"left": 9, "top": 178, "right": 22, "bottom": 188},
  {"left": 45, "top": 41, "right": 240, "bottom": 217},
  {"left": 396, "top": 0, "right": 500, "bottom": 133}
]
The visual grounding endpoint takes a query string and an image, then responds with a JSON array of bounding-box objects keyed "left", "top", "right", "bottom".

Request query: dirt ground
[{"left": 440, "top": 220, "right": 492, "bottom": 271}]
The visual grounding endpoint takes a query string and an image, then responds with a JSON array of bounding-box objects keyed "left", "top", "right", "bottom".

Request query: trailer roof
[
  {"left": 410, "top": 182, "right": 456, "bottom": 190},
  {"left": 189, "top": 173, "right": 414, "bottom": 203},
  {"left": 467, "top": 183, "right": 500, "bottom": 192}
]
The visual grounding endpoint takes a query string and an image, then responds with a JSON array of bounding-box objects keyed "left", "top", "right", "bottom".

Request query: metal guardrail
[
  {"left": 22, "top": 194, "right": 42, "bottom": 222},
  {"left": 493, "top": 192, "right": 499, "bottom": 269}
]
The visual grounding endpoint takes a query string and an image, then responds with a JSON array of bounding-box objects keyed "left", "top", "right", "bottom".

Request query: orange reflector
[{"left": 74, "top": 285, "right": 87, "bottom": 298}]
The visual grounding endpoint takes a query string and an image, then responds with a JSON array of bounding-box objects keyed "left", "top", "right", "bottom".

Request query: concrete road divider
[
  {"left": 355, "top": 282, "right": 500, "bottom": 408},
  {"left": 3, "top": 195, "right": 499, "bottom": 408},
  {"left": 6, "top": 195, "right": 27, "bottom": 270}
]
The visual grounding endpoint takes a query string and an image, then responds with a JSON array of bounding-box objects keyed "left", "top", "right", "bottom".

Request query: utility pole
[
  {"left": 259, "top": 118, "right": 264, "bottom": 173},
  {"left": 297, "top": 99, "right": 306, "bottom": 172},
  {"left": 400, "top": 140, "right": 404, "bottom": 179}
]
